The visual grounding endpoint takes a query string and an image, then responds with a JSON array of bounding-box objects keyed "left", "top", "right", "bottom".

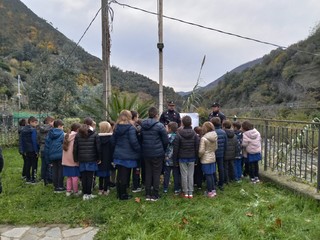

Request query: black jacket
[
  {"left": 141, "top": 118, "right": 168, "bottom": 158},
  {"left": 172, "top": 127, "right": 199, "bottom": 165},
  {"left": 73, "top": 129, "right": 101, "bottom": 163},
  {"left": 224, "top": 129, "right": 237, "bottom": 161},
  {"left": 98, "top": 133, "right": 114, "bottom": 171},
  {"left": 160, "top": 110, "right": 181, "bottom": 126}
]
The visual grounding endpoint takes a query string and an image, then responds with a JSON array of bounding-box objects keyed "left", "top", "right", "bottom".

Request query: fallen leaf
[
  {"left": 135, "top": 197, "right": 141, "bottom": 203},
  {"left": 246, "top": 212, "right": 254, "bottom": 217},
  {"left": 275, "top": 218, "right": 282, "bottom": 228},
  {"left": 182, "top": 217, "right": 189, "bottom": 224}
]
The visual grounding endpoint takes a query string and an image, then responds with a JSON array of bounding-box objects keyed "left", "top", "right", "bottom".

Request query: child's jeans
[
  {"left": 234, "top": 158, "right": 243, "bottom": 180},
  {"left": 163, "top": 165, "right": 181, "bottom": 191},
  {"left": 249, "top": 161, "right": 259, "bottom": 179}
]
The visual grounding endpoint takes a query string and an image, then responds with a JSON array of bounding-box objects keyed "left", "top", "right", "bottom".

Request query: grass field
[{"left": 0, "top": 148, "right": 319, "bottom": 239}]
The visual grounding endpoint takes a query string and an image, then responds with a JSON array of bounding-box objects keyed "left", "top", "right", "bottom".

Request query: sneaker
[
  {"left": 183, "top": 194, "right": 189, "bottom": 199},
  {"left": 54, "top": 188, "right": 65, "bottom": 193},
  {"left": 119, "top": 194, "right": 132, "bottom": 200},
  {"left": 83, "top": 194, "right": 89, "bottom": 201},
  {"left": 109, "top": 182, "right": 116, "bottom": 188},
  {"left": 103, "top": 190, "right": 110, "bottom": 196},
  {"left": 151, "top": 196, "right": 160, "bottom": 202},
  {"left": 74, "top": 191, "right": 82, "bottom": 197},
  {"left": 89, "top": 194, "right": 97, "bottom": 199},
  {"left": 212, "top": 190, "right": 217, "bottom": 197},
  {"left": 174, "top": 189, "right": 181, "bottom": 195},
  {"left": 163, "top": 189, "right": 168, "bottom": 193},
  {"left": 188, "top": 195, "right": 193, "bottom": 199},
  {"left": 146, "top": 195, "right": 152, "bottom": 201},
  {"left": 254, "top": 177, "right": 260, "bottom": 183},
  {"left": 251, "top": 178, "right": 256, "bottom": 184},
  {"left": 98, "top": 190, "right": 104, "bottom": 195},
  {"left": 132, "top": 188, "right": 142, "bottom": 193},
  {"left": 66, "top": 191, "right": 72, "bottom": 197}
]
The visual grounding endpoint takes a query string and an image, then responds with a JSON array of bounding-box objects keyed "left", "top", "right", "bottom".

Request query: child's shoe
[
  {"left": 66, "top": 191, "right": 72, "bottom": 197},
  {"left": 188, "top": 195, "right": 193, "bottom": 199},
  {"left": 251, "top": 178, "right": 256, "bottom": 184},
  {"left": 174, "top": 189, "right": 181, "bottom": 195},
  {"left": 98, "top": 190, "right": 104, "bottom": 195},
  {"left": 146, "top": 195, "right": 152, "bottom": 201},
  {"left": 254, "top": 177, "right": 260, "bottom": 183},
  {"left": 183, "top": 194, "right": 189, "bottom": 199},
  {"left": 163, "top": 189, "right": 168, "bottom": 193},
  {"left": 132, "top": 188, "right": 142, "bottom": 193},
  {"left": 83, "top": 194, "right": 89, "bottom": 201},
  {"left": 103, "top": 189, "right": 110, "bottom": 196}
]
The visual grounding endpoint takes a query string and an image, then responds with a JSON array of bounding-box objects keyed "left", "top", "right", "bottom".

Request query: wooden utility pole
[
  {"left": 102, "top": 0, "right": 111, "bottom": 119},
  {"left": 157, "top": 0, "right": 164, "bottom": 114}
]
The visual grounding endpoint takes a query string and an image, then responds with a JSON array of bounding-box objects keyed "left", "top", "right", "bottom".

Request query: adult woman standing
[{"left": 112, "top": 110, "right": 141, "bottom": 200}]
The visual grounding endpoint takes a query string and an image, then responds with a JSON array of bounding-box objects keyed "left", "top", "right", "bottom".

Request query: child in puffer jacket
[{"left": 242, "top": 121, "right": 262, "bottom": 184}]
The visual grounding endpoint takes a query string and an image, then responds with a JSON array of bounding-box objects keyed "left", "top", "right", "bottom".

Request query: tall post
[
  {"left": 157, "top": 0, "right": 164, "bottom": 114},
  {"left": 102, "top": 0, "right": 111, "bottom": 119},
  {"left": 17, "top": 75, "right": 21, "bottom": 111}
]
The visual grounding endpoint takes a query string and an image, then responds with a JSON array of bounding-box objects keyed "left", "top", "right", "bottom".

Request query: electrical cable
[{"left": 112, "top": 0, "right": 320, "bottom": 56}]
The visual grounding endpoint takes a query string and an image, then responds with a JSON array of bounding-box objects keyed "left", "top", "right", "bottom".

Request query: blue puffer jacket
[
  {"left": 141, "top": 118, "right": 168, "bottom": 158},
  {"left": 215, "top": 126, "right": 227, "bottom": 158},
  {"left": 112, "top": 124, "right": 141, "bottom": 160},
  {"left": 44, "top": 128, "right": 64, "bottom": 163}
]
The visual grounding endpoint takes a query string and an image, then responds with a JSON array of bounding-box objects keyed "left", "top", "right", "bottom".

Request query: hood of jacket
[
  {"left": 141, "top": 118, "right": 158, "bottom": 130},
  {"left": 48, "top": 128, "right": 64, "bottom": 140},
  {"left": 244, "top": 128, "right": 260, "bottom": 140},
  {"left": 99, "top": 132, "right": 113, "bottom": 144},
  {"left": 178, "top": 127, "right": 196, "bottom": 140},
  {"left": 225, "top": 129, "right": 235, "bottom": 138},
  {"left": 203, "top": 131, "right": 217, "bottom": 143},
  {"left": 39, "top": 124, "right": 52, "bottom": 134},
  {"left": 114, "top": 124, "right": 132, "bottom": 136}
]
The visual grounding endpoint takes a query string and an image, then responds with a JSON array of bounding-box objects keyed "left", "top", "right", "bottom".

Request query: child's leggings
[{"left": 66, "top": 177, "right": 79, "bottom": 193}]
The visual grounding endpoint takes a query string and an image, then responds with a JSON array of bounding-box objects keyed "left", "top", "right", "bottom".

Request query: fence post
[
  {"left": 317, "top": 126, "right": 320, "bottom": 192},
  {"left": 264, "top": 120, "right": 268, "bottom": 171}
]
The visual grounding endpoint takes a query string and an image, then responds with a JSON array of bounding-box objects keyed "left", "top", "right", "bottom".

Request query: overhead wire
[{"left": 111, "top": 0, "right": 320, "bottom": 56}]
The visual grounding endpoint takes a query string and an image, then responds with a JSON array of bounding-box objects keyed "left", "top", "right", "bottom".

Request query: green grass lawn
[{"left": 1, "top": 148, "right": 319, "bottom": 239}]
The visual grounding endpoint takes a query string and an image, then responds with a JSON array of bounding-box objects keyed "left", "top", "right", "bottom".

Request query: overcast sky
[{"left": 20, "top": 0, "right": 320, "bottom": 92}]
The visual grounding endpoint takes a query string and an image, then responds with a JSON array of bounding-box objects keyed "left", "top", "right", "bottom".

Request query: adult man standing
[
  {"left": 208, "top": 102, "right": 226, "bottom": 123},
  {"left": 160, "top": 101, "right": 181, "bottom": 127}
]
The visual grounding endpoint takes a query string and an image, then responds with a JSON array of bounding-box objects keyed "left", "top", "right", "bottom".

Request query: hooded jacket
[
  {"left": 112, "top": 124, "right": 140, "bottom": 160},
  {"left": 172, "top": 126, "right": 199, "bottom": 164},
  {"left": 224, "top": 129, "right": 238, "bottom": 161},
  {"left": 98, "top": 133, "right": 114, "bottom": 171},
  {"left": 62, "top": 131, "right": 79, "bottom": 167},
  {"left": 73, "top": 129, "right": 101, "bottom": 163},
  {"left": 198, "top": 131, "right": 218, "bottom": 164},
  {"left": 20, "top": 125, "right": 39, "bottom": 154},
  {"left": 242, "top": 128, "right": 261, "bottom": 156},
  {"left": 37, "top": 124, "right": 52, "bottom": 151},
  {"left": 44, "top": 128, "right": 64, "bottom": 163},
  {"left": 214, "top": 126, "right": 227, "bottom": 159},
  {"left": 141, "top": 118, "right": 168, "bottom": 158}
]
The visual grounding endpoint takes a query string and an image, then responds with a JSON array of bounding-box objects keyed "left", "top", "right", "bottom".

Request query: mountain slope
[
  {"left": 0, "top": 0, "right": 180, "bottom": 107},
  {"left": 200, "top": 27, "right": 320, "bottom": 108}
]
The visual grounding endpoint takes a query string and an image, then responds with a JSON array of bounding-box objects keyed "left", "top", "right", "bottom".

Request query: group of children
[{"left": 17, "top": 107, "right": 262, "bottom": 201}]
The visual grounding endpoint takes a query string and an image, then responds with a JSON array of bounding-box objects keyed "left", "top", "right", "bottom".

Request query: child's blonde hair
[{"left": 99, "top": 121, "right": 112, "bottom": 133}]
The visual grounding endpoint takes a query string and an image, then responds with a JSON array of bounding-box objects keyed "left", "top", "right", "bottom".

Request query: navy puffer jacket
[
  {"left": 141, "top": 118, "right": 168, "bottom": 158},
  {"left": 112, "top": 124, "right": 141, "bottom": 160},
  {"left": 44, "top": 128, "right": 64, "bottom": 163},
  {"left": 215, "top": 126, "right": 227, "bottom": 158}
]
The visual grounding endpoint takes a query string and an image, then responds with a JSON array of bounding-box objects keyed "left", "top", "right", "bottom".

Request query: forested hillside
[
  {"left": 201, "top": 26, "right": 320, "bottom": 109},
  {"left": 0, "top": 0, "right": 179, "bottom": 116}
]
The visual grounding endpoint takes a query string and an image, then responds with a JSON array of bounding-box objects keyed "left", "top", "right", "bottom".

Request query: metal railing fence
[{"left": 236, "top": 117, "right": 320, "bottom": 192}]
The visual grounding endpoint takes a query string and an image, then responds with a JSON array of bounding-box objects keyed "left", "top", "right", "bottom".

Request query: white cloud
[{"left": 20, "top": 0, "right": 320, "bottom": 91}]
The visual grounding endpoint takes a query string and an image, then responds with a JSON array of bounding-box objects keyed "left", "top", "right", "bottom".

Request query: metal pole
[
  {"left": 157, "top": 0, "right": 164, "bottom": 114},
  {"left": 317, "top": 126, "right": 320, "bottom": 192},
  {"left": 17, "top": 75, "right": 21, "bottom": 111},
  {"left": 102, "top": 0, "right": 111, "bottom": 119},
  {"left": 264, "top": 120, "right": 268, "bottom": 171}
]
